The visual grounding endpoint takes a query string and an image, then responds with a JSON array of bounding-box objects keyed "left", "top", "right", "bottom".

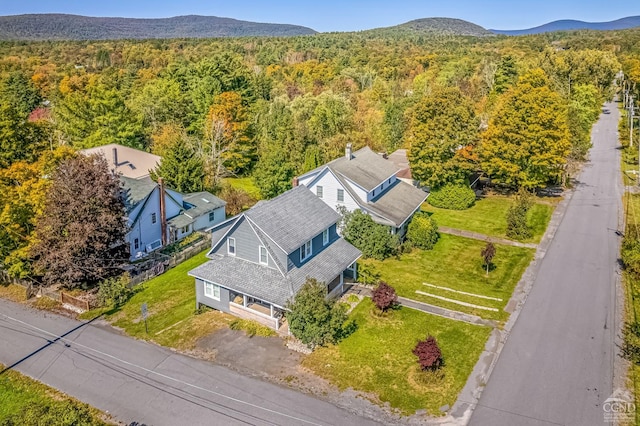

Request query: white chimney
[
  {"left": 345, "top": 143, "right": 352, "bottom": 161},
  {"left": 112, "top": 147, "right": 118, "bottom": 167}
]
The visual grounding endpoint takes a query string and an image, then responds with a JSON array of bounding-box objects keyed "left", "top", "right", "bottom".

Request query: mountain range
[
  {"left": 491, "top": 16, "right": 640, "bottom": 35},
  {"left": 0, "top": 14, "right": 316, "bottom": 40},
  {"left": 0, "top": 13, "right": 639, "bottom": 41}
]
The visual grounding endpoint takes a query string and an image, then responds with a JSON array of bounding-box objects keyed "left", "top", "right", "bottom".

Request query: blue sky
[{"left": 0, "top": 0, "right": 638, "bottom": 32}]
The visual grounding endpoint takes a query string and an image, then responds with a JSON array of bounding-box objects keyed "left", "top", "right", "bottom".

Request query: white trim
[
  {"left": 207, "top": 215, "right": 243, "bottom": 256},
  {"left": 227, "top": 237, "right": 236, "bottom": 256},
  {"left": 204, "top": 281, "right": 220, "bottom": 300},
  {"left": 244, "top": 218, "right": 286, "bottom": 276},
  {"left": 259, "top": 245, "right": 268, "bottom": 265},
  {"left": 300, "top": 239, "right": 312, "bottom": 262}
]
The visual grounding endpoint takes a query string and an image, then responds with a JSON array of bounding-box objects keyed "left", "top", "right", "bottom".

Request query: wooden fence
[
  {"left": 128, "top": 237, "right": 211, "bottom": 287},
  {"left": 61, "top": 292, "right": 90, "bottom": 311}
]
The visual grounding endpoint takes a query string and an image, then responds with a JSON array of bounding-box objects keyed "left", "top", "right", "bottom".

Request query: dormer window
[
  {"left": 323, "top": 228, "right": 329, "bottom": 245},
  {"left": 227, "top": 237, "right": 236, "bottom": 256},
  {"left": 300, "top": 239, "right": 312, "bottom": 262}
]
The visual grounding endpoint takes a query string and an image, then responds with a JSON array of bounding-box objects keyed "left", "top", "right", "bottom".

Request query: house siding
[
  {"left": 287, "top": 223, "right": 338, "bottom": 270},
  {"left": 300, "top": 169, "right": 360, "bottom": 213},
  {"left": 193, "top": 206, "right": 225, "bottom": 231},
  {"left": 195, "top": 278, "right": 230, "bottom": 312},
  {"left": 210, "top": 216, "right": 277, "bottom": 270}
]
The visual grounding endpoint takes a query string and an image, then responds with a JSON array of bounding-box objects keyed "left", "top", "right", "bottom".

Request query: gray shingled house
[
  {"left": 188, "top": 185, "right": 361, "bottom": 331},
  {"left": 296, "top": 144, "right": 427, "bottom": 238}
]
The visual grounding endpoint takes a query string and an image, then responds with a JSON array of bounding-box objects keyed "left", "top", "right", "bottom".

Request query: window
[
  {"left": 322, "top": 229, "right": 329, "bottom": 245},
  {"left": 151, "top": 213, "right": 157, "bottom": 224},
  {"left": 300, "top": 239, "right": 312, "bottom": 262},
  {"left": 227, "top": 237, "right": 236, "bottom": 255},
  {"left": 337, "top": 188, "right": 344, "bottom": 202},
  {"left": 372, "top": 189, "right": 376, "bottom": 197},
  {"left": 316, "top": 185, "right": 324, "bottom": 198},
  {"left": 134, "top": 238, "right": 139, "bottom": 250},
  {"left": 209, "top": 211, "right": 215, "bottom": 222},
  {"left": 181, "top": 225, "right": 190, "bottom": 234},
  {"left": 204, "top": 281, "right": 220, "bottom": 300},
  {"left": 259, "top": 246, "right": 268, "bottom": 264},
  {"left": 388, "top": 178, "right": 392, "bottom": 184}
]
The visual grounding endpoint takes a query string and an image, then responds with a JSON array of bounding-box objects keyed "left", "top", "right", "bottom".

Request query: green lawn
[
  {"left": 361, "top": 234, "right": 534, "bottom": 322},
  {"left": 87, "top": 250, "right": 233, "bottom": 349},
  {"left": 0, "top": 364, "right": 109, "bottom": 424},
  {"left": 421, "top": 195, "right": 554, "bottom": 243},
  {"left": 303, "top": 298, "right": 491, "bottom": 415},
  {"left": 224, "top": 177, "right": 262, "bottom": 199}
]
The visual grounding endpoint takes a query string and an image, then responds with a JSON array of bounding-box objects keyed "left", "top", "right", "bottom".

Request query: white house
[
  {"left": 80, "top": 144, "right": 226, "bottom": 260},
  {"left": 296, "top": 144, "right": 427, "bottom": 237}
]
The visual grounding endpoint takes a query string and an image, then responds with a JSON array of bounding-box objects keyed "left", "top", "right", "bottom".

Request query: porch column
[
  {"left": 270, "top": 304, "right": 274, "bottom": 318},
  {"left": 243, "top": 294, "right": 247, "bottom": 307}
]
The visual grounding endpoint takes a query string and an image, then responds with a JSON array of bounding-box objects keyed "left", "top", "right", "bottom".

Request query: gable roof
[
  {"left": 80, "top": 143, "right": 161, "bottom": 179},
  {"left": 121, "top": 176, "right": 157, "bottom": 210},
  {"left": 327, "top": 146, "right": 400, "bottom": 191},
  {"left": 244, "top": 185, "right": 340, "bottom": 254},
  {"left": 387, "top": 149, "right": 413, "bottom": 180},
  {"left": 189, "top": 237, "right": 361, "bottom": 308},
  {"left": 364, "top": 180, "right": 428, "bottom": 227}
]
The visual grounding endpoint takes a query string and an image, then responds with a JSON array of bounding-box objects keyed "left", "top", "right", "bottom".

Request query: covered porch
[
  {"left": 229, "top": 291, "right": 288, "bottom": 333},
  {"left": 327, "top": 262, "right": 358, "bottom": 298}
]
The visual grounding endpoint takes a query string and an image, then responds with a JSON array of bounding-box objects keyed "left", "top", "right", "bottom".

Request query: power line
[{"left": 0, "top": 312, "right": 325, "bottom": 426}]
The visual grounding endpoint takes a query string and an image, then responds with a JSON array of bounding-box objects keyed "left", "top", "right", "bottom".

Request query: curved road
[
  {"left": 0, "top": 299, "right": 381, "bottom": 425},
  {"left": 470, "top": 101, "right": 623, "bottom": 425}
]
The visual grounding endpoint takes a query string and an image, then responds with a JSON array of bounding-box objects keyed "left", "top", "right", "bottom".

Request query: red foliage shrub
[
  {"left": 372, "top": 281, "right": 397, "bottom": 311},
  {"left": 413, "top": 335, "right": 443, "bottom": 370}
]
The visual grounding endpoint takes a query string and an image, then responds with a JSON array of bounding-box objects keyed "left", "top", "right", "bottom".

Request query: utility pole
[{"left": 631, "top": 97, "right": 635, "bottom": 148}]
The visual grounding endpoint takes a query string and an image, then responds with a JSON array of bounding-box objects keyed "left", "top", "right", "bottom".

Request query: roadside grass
[
  {"left": 0, "top": 283, "right": 28, "bottom": 302},
  {"left": 361, "top": 234, "right": 534, "bottom": 322},
  {"left": 224, "top": 177, "right": 262, "bottom": 199},
  {"left": 303, "top": 298, "right": 491, "bottom": 415},
  {"left": 623, "top": 193, "right": 640, "bottom": 425},
  {"left": 0, "top": 364, "right": 110, "bottom": 424},
  {"left": 84, "top": 250, "right": 233, "bottom": 349},
  {"left": 422, "top": 195, "right": 554, "bottom": 243}
]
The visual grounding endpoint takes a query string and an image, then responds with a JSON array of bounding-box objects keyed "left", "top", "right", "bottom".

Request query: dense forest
[{"left": 0, "top": 26, "right": 638, "bottom": 284}]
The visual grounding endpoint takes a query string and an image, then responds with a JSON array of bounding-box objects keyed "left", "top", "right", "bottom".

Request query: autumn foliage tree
[
  {"left": 31, "top": 155, "right": 128, "bottom": 288},
  {"left": 372, "top": 281, "right": 397, "bottom": 312},
  {"left": 407, "top": 87, "right": 479, "bottom": 189},
  {"left": 413, "top": 335, "right": 443, "bottom": 370},
  {"left": 481, "top": 242, "right": 496, "bottom": 276},
  {"left": 480, "top": 69, "right": 571, "bottom": 189}
]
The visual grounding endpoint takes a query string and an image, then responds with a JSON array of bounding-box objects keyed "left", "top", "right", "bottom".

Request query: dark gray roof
[
  {"left": 329, "top": 146, "right": 399, "bottom": 191},
  {"left": 244, "top": 185, "right": 340, "bottom": 254},
  {"left": 365, "top": 180, "right": 428, "bottom": 227},
  {"left": 167, "top": 212, "right": 194, "bottom": 229},
  {"left": 183, "top": 191, "right": 226, "bottom": 218},
  {"left": 121, "top": 176, "right": 157, "bottom": 210},
  {"left": 189, "top": 238, "right": 361, "bottom": 307}
]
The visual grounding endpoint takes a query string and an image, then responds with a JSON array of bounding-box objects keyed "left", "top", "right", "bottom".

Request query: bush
[
  {"left": 286, "top": 278, "right": 356, "bottom": 348},
  {"left": 413, "top": 335, "right": 443, "bottom": 370},
  {"left": 218, "top": 184, "right": 257, "bottom": 216},
  {"left": 372, "top": 281, "right": 397, "bottom": 312},
  {"left": 341, "top": 209, "right": 399, "bottom": 260},
  {"left": 97, "top": 274, "right": 132, "bottom": 308},
  {"left": 428, "top": 184, "right": 475, "bottom": 210},
  {"left": 406, "top": 212, "right": 439, "bottom": 250},
  {"left": 357, "top": 262, "right": 380, "bottom": 285},
  {"left": 506, "top": 189, "right": 533, "bottom": 240},
  {"left": 622, "top": 231, "right": 640, "bottom": 280},
  {"left": 2, "top": 400, "right": 97, "bottom": 426}
]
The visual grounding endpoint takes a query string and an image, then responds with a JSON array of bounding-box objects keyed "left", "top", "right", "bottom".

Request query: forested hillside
[
  {"left": 0, "top": 14, "right": 317, "bottom": 40},
  {"left": 491, "top": 16, "right": 640, "bottom": 35},
  {"left": 0, "top": 26, "right": 638, "bottom": 282}
]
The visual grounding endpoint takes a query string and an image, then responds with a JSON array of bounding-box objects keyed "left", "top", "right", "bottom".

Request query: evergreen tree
[{"left": 151, "top": 140, "right": 205, "bottom": 194}]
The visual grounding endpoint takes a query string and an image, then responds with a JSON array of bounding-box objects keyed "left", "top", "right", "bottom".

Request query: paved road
[
  {"left": 0, "top": 299, "right": 381, "bottom": 426},
  {"left": 470, "top": 102, "right": 623, "bottom": 426}
]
